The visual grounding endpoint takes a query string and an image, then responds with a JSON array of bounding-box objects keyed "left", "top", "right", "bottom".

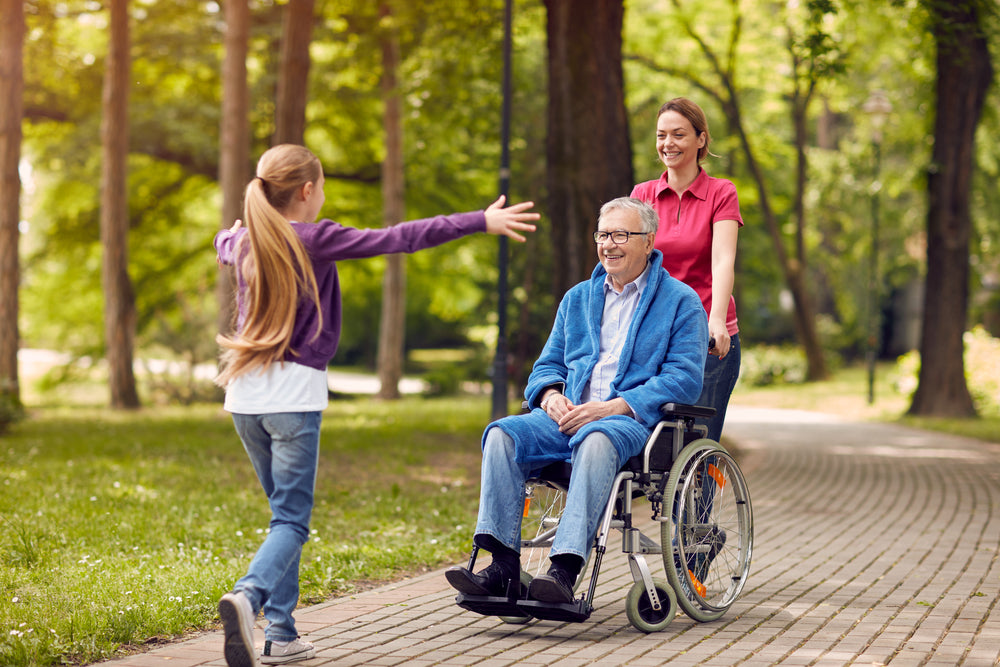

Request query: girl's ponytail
[{"left": 215, "top": 145, "right": 323, "bottom": 386}]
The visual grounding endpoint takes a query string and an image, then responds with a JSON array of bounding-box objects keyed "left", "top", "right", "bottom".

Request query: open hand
[{"left": 484, "top": 195, "right": 539, "bottom": 242}]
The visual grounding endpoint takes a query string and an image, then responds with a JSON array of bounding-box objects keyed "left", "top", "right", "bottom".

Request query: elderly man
[{"left": 447, "top": 197, "right": 708, "bottom": 605}]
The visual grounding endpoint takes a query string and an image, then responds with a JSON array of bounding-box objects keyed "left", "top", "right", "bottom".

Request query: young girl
[{"left": 215, "top": 144, "right": 538, "bottom": 667}]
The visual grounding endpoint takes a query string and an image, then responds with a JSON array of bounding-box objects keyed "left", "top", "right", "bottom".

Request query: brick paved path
[{"left": 104, "top": 406, "right": 1000, "bottom": 666}]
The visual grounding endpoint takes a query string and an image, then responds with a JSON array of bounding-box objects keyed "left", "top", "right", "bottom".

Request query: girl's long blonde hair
[{"left": 215, "top": 144, "right": 323, "bottom": 386}]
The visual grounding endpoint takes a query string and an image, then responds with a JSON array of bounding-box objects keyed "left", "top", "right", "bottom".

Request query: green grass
[{"left": 0, "top": 398, "right": 492, "bottom": 666}]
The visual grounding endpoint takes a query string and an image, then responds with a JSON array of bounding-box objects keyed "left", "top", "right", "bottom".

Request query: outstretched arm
[{"left": 483, "top": 195, "right": 539, "bottom": 242}]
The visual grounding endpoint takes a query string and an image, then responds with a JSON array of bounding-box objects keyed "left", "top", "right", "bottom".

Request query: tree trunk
[
  {"left": 722, "top": 93, "right": 828, "bottom": 380},
  {"left": 908, "top": 0, "right": 991, "bottom": 417},
  {"left": 217, "top": 0, "right": 250, "bottom": 339},
  {"left": 789, "top": 78, "right": 828, "bottom": 381},
  {"left": 101, "top": 0, "right": 140, "bottom": 409},
  {"left": 0, "top": 0, "right": 24, "bottom": 418},
  {"left": 376, "top": 3, "right": 405, "bottom": 400},
  {"left": 545, "top": 0, "right": 633, "bottom": 297},
  {"left": 274, "top": 0, "right": 315, "bottom": 146}
]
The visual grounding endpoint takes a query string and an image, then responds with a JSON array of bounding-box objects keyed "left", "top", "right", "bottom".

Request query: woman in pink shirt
[{"left": 630, "top": 97, "right": 743, "bottom": 444}]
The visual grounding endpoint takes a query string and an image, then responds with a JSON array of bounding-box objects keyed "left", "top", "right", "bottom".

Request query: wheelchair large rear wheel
[
  {"left": 518, "top": 481, "right": 566, "bottom": 580},
  {"left": 661, "top": 439, "right": 753, "bottom": 622}
]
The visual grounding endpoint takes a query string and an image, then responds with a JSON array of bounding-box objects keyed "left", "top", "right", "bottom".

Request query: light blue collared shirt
[{"left": 581, "top": 262, "right": 652, "bottom": 411}]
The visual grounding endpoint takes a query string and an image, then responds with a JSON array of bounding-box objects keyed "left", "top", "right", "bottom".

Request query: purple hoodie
[{"left": 215, "top": 211, "right": 486, "bottom": 370}]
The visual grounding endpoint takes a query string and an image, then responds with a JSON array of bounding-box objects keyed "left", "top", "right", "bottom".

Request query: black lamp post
[
  {"left": 491, "top": 0, "right": 513, "bottom": 420},
  {"left": 862, "top": 90, "right": 892, "bottom": 405}
]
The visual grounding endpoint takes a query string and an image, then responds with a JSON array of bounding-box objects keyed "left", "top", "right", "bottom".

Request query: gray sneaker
[
  {"left": 219, "top": 591, "right": 258, "bottom": 667},
  {"left": 260, "top": 637, "right": 316, "bottom": 664}
]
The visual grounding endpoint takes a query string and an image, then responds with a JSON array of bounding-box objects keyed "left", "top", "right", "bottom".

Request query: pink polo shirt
[{"left": 630, "top": 169, "right": 743, "bottom": 335}]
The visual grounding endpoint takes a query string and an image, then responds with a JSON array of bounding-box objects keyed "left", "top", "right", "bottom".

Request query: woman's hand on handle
[
  {"left": 708, "top": 320, "right": 731, "bottom": 359},
  {"left": 484, "top": 195, "right": 539, "bottom": 242}
]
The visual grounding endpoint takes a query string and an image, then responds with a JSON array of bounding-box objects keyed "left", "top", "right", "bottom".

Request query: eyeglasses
[{"left": 593, "top": 230, "right": 652, "bottom": 245}]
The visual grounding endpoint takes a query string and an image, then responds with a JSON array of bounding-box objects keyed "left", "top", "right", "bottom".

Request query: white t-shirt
[{"left": 223, "top": 362, "right": 328, "bottom": 414}]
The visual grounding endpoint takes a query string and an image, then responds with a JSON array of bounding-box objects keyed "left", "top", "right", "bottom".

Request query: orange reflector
[
  {"left": 523, "top": 496, "right": 532, "bottom": 518},
  {"left": 688, "top": 570, "right": 707, "bottom": 597},
  {"left": 707, "top": 463, "right": 726, "bottom": 488}
]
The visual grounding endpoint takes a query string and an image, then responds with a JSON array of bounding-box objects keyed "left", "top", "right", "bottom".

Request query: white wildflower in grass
[
  {"left": 90, "top": 496, "right": 97, "bottom": 502},
  {"left": 235, "top": 530, "right": 243, "bottom": 537},
  {"left": 11, "top": 597, "right": 18, "bottom": 603}
]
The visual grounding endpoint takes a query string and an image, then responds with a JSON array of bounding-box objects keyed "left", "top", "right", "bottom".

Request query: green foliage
[
  {"left": 20, "top": 0, "right": 553, "bottom": 387},
  {"left": 892, "top": 327, "right": 1000, "bottom": 416},
  {"left": 0, "top": 397, "right": 488, "bottom": 666},
  {"left": 16, "top": 0, "right": 1000, "bottom": 401},
  {"left": 738, "top": 344, "right": 809, "bottom": 387}
]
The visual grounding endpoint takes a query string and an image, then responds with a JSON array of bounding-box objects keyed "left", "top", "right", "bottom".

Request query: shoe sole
[
  {"left": 219, "top": 594, "right": 257, "bottom": 667},
  {"left": 445, "top": 567, "right": 494, "bottom": 596},
  {"left": 260, "top": 647, "right": 316, "bottom": 664},
  {"left": 527, "top": 576, "right": 574, "bottom": 604}
]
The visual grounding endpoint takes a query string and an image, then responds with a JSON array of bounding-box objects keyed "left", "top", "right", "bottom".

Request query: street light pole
[
  {"left": 863, "top": 90, "right": 892, "bottom": 405},
  {"left": 491, "top": 0, "right": 513, "bottom": 420}
]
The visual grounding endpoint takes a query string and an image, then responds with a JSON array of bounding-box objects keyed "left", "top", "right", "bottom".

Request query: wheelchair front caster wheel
[
  {"left": 499, "top": 571, "right": 533, "bottom": 624},
  {"left": 625, "top": 578, "right": 676, "bottom": 633}
]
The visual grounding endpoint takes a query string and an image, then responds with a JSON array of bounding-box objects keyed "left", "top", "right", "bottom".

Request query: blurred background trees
[{"left": 4, "top": 0, "right": 999, "bottom": 418}]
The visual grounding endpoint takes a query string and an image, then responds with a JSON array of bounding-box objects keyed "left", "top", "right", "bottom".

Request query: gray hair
[{"left": 598, "top": 197, "right": 659, "bottom": 235}]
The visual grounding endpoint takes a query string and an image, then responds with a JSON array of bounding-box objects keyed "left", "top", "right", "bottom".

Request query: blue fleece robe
[{"left": 485, "top": 250, "right": 708, "bottom": 466}]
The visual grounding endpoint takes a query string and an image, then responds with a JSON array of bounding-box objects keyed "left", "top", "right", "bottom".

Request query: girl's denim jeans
[{"left": 231, "top": 411, "right": 322, "bottom": 642}]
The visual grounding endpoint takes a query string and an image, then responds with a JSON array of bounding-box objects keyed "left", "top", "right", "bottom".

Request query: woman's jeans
[
  {"left": 474, "top": 426, "right": 621, "bottom": 562},
  {"left": 698, "top": 333, "right": 741, "bottom": 443},
  {"left": 231, "top": 411, "right": 322, "bottom": 642}
]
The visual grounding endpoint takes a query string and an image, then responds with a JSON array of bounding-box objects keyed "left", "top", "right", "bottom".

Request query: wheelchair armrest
[{"left": 659, "top": 402, "right": 716, "bottom": 420}]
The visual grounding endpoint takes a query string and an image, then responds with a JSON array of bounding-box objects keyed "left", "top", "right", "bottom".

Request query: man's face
[{"left": 596, "top": 208, "right": 653, "bottom": 291}]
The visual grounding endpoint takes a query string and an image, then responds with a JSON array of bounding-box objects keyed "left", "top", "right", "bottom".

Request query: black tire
[{"left": 661, "top": 440, "right": 753, "bottom": 622}]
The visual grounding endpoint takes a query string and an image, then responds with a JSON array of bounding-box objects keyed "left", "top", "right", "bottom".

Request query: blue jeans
[
  {"left": 698, "top": 334, "right": 741, "bottom": 443},
  {"left": 475, "top": 426, "right": 621, "bottom": 562},
  {"left": 231, "top": 411, "right": 322, "bottom": 642}
]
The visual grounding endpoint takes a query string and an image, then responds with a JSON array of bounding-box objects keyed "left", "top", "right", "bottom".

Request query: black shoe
[
  {"left": 446, "top": 561, "right": 513, "bottom": 597},
  {"left": 527, "top": 565, "right": 575, "bottom": 604}
]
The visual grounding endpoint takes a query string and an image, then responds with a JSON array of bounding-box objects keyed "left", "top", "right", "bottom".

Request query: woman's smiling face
[{"left": 656, "top": 110, "right": 706, "bottom": 171}]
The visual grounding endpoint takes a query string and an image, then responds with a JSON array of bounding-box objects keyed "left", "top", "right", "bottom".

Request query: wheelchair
[{"left": 452, "top": 402, "right": 753, "bottom": 633}]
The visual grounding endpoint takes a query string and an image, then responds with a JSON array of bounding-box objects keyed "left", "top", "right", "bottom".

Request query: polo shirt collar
[{"left": 654, "top": 167, "right": 710, "bottom": 201}]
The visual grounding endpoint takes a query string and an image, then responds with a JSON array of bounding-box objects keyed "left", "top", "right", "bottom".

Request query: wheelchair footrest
[
  {"left": 516, "top": 597, "right": 592, "bottom": 623},
  {"left": 454, "top": 579, "right": 529, "bottom": 619}
]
